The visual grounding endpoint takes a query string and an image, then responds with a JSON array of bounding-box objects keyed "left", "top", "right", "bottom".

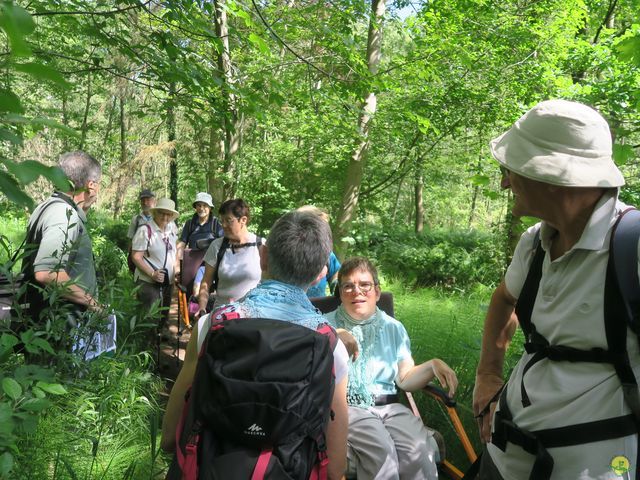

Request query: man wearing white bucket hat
[{"left": 472, "top": 100, "right": 639, "bottom": 479}]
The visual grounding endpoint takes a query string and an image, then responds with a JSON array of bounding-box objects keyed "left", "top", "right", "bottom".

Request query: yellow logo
[{"left": 610, "top": 455, "right": 630, "bottom": 475}]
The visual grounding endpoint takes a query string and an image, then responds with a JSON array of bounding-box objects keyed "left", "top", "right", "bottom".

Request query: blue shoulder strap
[{"left": 611, "top": 208, "right": 640, "bottom": 335}]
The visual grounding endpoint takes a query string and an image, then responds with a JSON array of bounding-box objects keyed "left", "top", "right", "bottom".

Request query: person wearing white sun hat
[
  {"left": 472, "top": 100, "right": 639, "bottom": 479},
  {"left": 174, "top": 192, "right": 224, "bottom": 297},
  {"left": 131, "top": 197, "right": 180, "bottom": 335}
]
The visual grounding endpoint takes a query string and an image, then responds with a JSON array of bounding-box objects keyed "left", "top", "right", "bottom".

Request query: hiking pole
[{"left": 157, "top": 283, "right": 163, "bottom": 369}]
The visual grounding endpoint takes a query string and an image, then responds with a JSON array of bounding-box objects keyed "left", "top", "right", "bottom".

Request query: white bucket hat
[
  {"left": 193, "top": 192, "right": 214, "bottom": 208},
  {"left": 151, "top": 198, "right": 179, "bottom": 220},
  {"left": 490, "top": 99, "right": 624, "bottom": 188}
]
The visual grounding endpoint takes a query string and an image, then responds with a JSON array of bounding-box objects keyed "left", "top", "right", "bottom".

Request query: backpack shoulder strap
[
  {"left": 316, "top": 323, "right": 338, "bottom": 351},
  {"left": 610, "top": 208, "right": 640, "bottom": 334},
  {"left": 212, "top": 237, "right": 230, "bottom": 290},
  {"left": 141, "top": 224, "right": 161, "bottom": 271},
  {"left": 185, "top": 218, "right": 197, "bottom": 243}
]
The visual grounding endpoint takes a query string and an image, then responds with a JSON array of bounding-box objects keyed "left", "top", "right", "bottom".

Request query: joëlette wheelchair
[{"left": 310, "top": 292, "right": 477, "bottom": 480}]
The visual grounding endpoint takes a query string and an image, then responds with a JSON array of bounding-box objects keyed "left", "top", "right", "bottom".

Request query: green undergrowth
[
  {"left": 14, "top": 353, "right": 168, "bottom": 479},
  {"left": 386, "top": 280, "right": 524, "bottom": 471}
]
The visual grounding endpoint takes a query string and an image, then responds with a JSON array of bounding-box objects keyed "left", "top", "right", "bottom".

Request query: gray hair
[
  {"left": 58, "top": 151, "right": 101, "bottom": 190},
  {"left": 267, "top": 211, "right": 333, "bottom": 289}
]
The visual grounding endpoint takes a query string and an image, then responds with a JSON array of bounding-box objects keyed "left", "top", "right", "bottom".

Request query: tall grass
[
  {"left": 15, "top": 353, "right": 168, "bottom": 479},
  {"left": 386, "top": 280, "right": 524, "bottom": 471}
]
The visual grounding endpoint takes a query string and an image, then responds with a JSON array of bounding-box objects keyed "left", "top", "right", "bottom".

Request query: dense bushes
[{"left": 351, "top": 226, "right": 506, "bottom": 290}]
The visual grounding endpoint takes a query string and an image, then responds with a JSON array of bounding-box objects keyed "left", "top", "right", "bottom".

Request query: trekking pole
[{"left": 157, "top": 284, "right": 163, "bottom": 369}]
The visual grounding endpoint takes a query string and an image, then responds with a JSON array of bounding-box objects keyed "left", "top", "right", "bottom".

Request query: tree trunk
[
  {"left": 208, "top": 123, "right": 226, "bottom": 206},
  {"left": 213, "top": 0, "right": 243, "bottom": 200},
  {"left": 79, "top": 72, "right": 92, "bottom": 150},
  {"left": 391, "top": 175, "right": 405, "bottom": 224},
  {"left": 468, "top": 154, "right": 483, "bottom": 228},
  {"left": 112, "top": 94, "right": 128, "bottom": 219},
  {"left": 333, "top": 0, "right": 387, "bottom": 257},
  {"left": 167, "top": 82, "right": 178, "bottom": 207},
  {"left": 414, "top": 162, "right": 424, "bottom": 233}
]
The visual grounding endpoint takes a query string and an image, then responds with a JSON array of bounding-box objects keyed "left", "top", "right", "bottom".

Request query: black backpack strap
[
  {"left": 514, "top": 231, "right": 546, "bottom": 407},
  {"left": 611, "top": 208, "right": 640, "bottom": 338},
  {"left": 184, "top": 217, "right": 197, "bottom": 245},
  {"left": 607, "top": 209, "right": 640, "bottom": 474},
  {"left": 212, "top": 237, "right": 230, "bottom": 291},
  {"left": 487, "top": 214, "right": 640, "bottom": 479},
  {"left": 515, "top": 231, "right": 544, "bottom": 340},
  {"left": 606, "top": 210, "right": 640, "bottom": 424},
  {"left": 212, "top": 217, "right": 224, "bottom": 238}
]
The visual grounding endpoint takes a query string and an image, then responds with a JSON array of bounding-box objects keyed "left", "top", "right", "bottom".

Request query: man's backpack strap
[
  {"left": 610, "top": 208, "right": 640, "bottom": 338},
  {"left": 607, "top": 208, "right": 640, "bottom": 424}
]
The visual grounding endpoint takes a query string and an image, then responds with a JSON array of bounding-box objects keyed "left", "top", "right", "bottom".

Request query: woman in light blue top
[{"left": 325, "top": 257, "right": 458, "bottom": 480}]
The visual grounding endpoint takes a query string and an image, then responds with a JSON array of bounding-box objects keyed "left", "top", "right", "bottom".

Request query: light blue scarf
[
  {"left": 239, "top": 280, "right": 325, "bottom": 330},
  {"left": 333, "top": 305, "right": 385, "bottom": 408}
]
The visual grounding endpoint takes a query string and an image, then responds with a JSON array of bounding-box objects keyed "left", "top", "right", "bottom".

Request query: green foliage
[
  {"left": 353, "top": 226, "right": 506, "bottom": 290},
  {"left": 0, "top": 347, "right": 67, "bottom": 477},
  {"left": 0, "top": 1, "right": 74, "bottom": 210},
  {"left": 14, "top": 353, "right": 168, "bottom": 479},
  {"left": 91, "top": 232, "right": 126, "bottom": 281}
]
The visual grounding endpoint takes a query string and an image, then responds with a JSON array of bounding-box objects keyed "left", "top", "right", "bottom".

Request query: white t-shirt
[
  {"left": 488, "top": 191, "right": 640, "bottom": 479},
  {"left": 132, "top": 220, "right": 177, "bottom": 284},
  {"left": 203, "top": 233, "right": 263, "bottom": 306}
]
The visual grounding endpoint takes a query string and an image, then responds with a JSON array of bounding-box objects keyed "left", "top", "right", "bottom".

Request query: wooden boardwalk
[{"left": 157, "top": 289, "right": 191, "bottom": 381}]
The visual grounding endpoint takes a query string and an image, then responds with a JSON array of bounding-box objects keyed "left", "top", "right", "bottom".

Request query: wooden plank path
[{"left": 157, "top": 289, "right": 191, "bottom": 381}]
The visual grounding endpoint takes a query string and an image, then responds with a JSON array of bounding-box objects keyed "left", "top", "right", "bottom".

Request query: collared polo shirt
[
  {"left": 31, "top": 194, "right": 97, "bottom": 295},
  {"left": 488, "top": 191, "right": 640, "bottom": 479}
]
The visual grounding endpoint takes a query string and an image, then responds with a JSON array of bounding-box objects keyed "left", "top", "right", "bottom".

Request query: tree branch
[
  {"left": 31, "top": 0, "right": 152, "bottom": 17},
  {"left": 593, "top": 0, "right": 618, "bottom": 44},
  {"left": 250, "top": 0, "right": 349, "bottom": 83}
]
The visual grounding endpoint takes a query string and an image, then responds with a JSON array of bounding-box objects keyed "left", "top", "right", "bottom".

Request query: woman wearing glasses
[
  {"left": 131, "top": 197, "right": 179, "bottom": 335},
  {"left": 324, "top": 257, "right": 458, "bottom": 480},
  {"left": 196, "top": 198, "right": 264, "bottom": 316}
]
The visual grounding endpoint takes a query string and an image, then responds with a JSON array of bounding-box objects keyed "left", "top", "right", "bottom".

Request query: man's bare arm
[{"left": 473, "top": 280, "right": 517, "bottom": 442}]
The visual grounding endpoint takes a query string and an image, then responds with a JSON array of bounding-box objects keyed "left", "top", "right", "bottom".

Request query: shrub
[{"left": 352, "top": 226, "right": 506, "bottom": 290}]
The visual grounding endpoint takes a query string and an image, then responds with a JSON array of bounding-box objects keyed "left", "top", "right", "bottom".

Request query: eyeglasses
[
  {"left": 220, "top": 216, "right": 238, "bottom": 225},
  {"left": 499, "top": 166, "right": 510, "bottom": 178},
  {"left": 340, "top": 282, "right": 376, "bottom": 295}
]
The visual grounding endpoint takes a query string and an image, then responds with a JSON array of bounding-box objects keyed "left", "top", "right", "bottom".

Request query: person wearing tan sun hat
[
  {"left": 472, "top": 100, "right": 638, "bottom": 479},
  {"left": 131, "top": 198, "right": 179, "bottom": 337}
]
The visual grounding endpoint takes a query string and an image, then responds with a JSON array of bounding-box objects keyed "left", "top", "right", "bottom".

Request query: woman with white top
[
  {"left": 195, "top": 198, "right": 263, "bottom": 317},
  {"left": 131, "top": 197, "right": 179, "bottom": 332}
]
